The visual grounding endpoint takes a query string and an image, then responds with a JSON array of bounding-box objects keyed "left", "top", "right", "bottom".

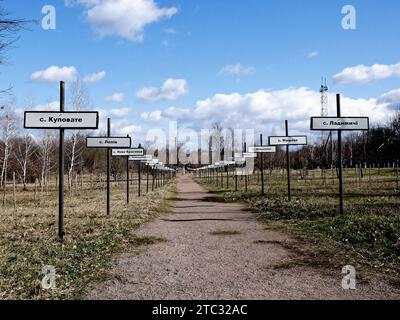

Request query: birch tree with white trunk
[
  {"left": 14, "top": 132, "right": 35, "bottom": 190},
  {"left": 37, "top": 130, "right": 55, "bottom": 190},
  {"left": 66, "top": 79, "right": 90, "bottom": 191},
  {"left": 0, "top": 102, "right": 17, "bottom": 205}
]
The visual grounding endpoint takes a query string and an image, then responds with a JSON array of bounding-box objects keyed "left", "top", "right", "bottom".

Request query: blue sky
[{"left": 1, "top": 0, "right": 400, "bottom": 142}]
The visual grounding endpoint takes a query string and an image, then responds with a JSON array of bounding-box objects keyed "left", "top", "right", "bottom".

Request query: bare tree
[
  {"left": 14, "top": 132, "right": 35, "bottom": 190},
  {"left": 0, "top": 100, "right": 16, "bottom": 205},
  {"left": 0, "top": 2, "right": 32, "bottom": 94},
  {"left": 66, "top": 79, "right": 90, "bottom": 190},
  {"left": 37, "top": 130, "right": 55, "bottom": 190}
]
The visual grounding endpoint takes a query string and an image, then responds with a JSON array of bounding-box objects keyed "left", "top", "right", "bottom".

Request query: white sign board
[
  {"left": 243, "top": 152, "right": 257, "bottom": 158},
  {"left": 248, "top": 146, "right": 277, "bottom": 153},
  {"left": 86, "top": 137, "right": 131, "bottom": 148},
  {"left": 112, "top": 148, "right": 144, "bottom": 157},
  {"left": 24, "top": 111, "right": 99, "bottom": 129},
  {"left": 129, "top": 155, "right": 153, "bottom": 161},
  {"left": 311, "top": 117, "right": 369, "bottom": 131},
  {"left": 220, "top": 160, "right": 235, "bottom": 165},
  {"left": 234, "top": 157, "right": 246, "bottom": 162},
  {"left": 269, "top": 136, "right": 307, "bottom": 146}
]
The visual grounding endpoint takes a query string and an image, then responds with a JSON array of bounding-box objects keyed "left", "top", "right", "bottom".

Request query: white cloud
[
  {"left": 163, "top": 27, "right": 177, "bottom": 34},
  {"left": 137, "top": 78, "right": 188, "bottom": 103},
  {"left": 308, "top": 51, "right": 318, "bottom": 59},
  {"left": 65, "top": 0, "right": 178, "bottom": 42},
  {"left": 141, "top": 87, "right": 394, "bottom": 138},
  {"left": 83, "top": 70, "right": 106, "bottom": 83},
  {"left": 15, "top": 101, "right": 60, "bottom": 117},
  {"left": 31, "top": 66, "right": 77, "bottom": 82},
  {"left": 105, "top": 93, "right": 125, "bottom": 103},
  {"left": 377, "top": 88, "right": 400, "bottom": 109},
  {"left": 333, "top": 62, "right": 400, "bottom": 85},
  {"left": 96, "top": 117, "right": 141, "bottom": 139},
  {"left": 117, "top": 124, "right": 142, "bottom": 136},
  {"left": 99, "top": 107, "right": 131, "bottom": 118},
  {"left": 218, "top": 64, "right": 256, "bottom": 76},
  {"left": 109, "top": 107, "right": 131, "bottom": 117},
  {"left": 140, "top": 110, "right": 163, "bottom": 122}
]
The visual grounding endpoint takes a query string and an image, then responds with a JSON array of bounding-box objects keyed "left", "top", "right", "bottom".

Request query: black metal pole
[
  {"left": 176, "top": 136, "right": 179, "bottom": 169},
  {"left": 244, "top": 142, "right": 247, "bottom": 193},
  {"left": 226, "top": 165, "right": 229, "bottom": 188},
  {"left": 58, "top": 81, "right": 65, "bottom": 240},
  {"left": 260, "top": 133, "right": 265, "bottom": 196},
  {"left": 126, "top": 135, "right": 130, "bottom": 204},
  {"left": 152, "top": 168, "right": 155, "bottom": 191},
  {"left": 285, "top": 120, "right": 291, "bottom": 202},
  {"left": 146, "top": 164, "right": 149, "bottom": 193},
  {"left": 337, "top": 94, "right": 344, "bottom": 214},
  {"left": 107, "top": 118, "right": 111, "bottom": 215},
  {"left": 138, "top": 161, "right": 141, "bottom": 197},
  {"left": 235, "top": 172, "right": 238, "bottom": 191}
]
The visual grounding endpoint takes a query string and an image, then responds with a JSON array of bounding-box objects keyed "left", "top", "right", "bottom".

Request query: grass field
[
  {"left": 196, "top": 167, "right": 400, "bottom": 277},
  {"left": 0, "top": 173, "right": 176, "bottom": 300}
]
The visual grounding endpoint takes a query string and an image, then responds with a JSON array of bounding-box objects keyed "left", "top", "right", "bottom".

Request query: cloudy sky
[{"left": 1, "top": 0, "right": 400, "bottom": 145}]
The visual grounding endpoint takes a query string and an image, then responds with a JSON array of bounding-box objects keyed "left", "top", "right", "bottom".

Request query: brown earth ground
[{"left": 88, "top": 174, "right": 400, "bottom": 300}]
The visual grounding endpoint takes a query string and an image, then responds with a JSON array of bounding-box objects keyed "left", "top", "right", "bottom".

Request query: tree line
[{"left": 2, "top": 107, "right": 400, "bottom": 191}]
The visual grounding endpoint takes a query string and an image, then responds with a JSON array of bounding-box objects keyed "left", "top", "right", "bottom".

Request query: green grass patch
[
  {"left": 295, "top": 214, "right": 400, "bottom": 271},
  {"left": 129, "top": 236, "right": 168, "bottom": 246}
]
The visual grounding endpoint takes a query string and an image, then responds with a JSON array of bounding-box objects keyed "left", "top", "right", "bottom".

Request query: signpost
[
  {"left": 249, "top": 136, "right": 277, "bottom": 196},
  {"left": 127, "top": 145, "right": 146, "bottom": 197},
  {"left": 24, "top": 81, "right": 99, "bottom": 240},
  {"left": 86, "top": 123, "right": 131, "bottom": 215},
  {"left": 86, "top": 137, "right": 131, "bottom": 148},
  {"left": 248, "top": 146, "right": 277, "bottom": 153},
  {"left": 24, "top": 111, "right": 99, "bottom": 129},
  {"left": 128, "top": 155, "right": 152, "bottom": 162},
  {"left": 243, "top": 152, "right": 257, "bottom": 158},
  {"left": 112, "top": 148, "right": 144, "bottom": 157},
  {"left": 269, "top": 121, "right": 308, "bottom": 202},
  {"left": 311, "top": 94, "right": 369, "bottom": 214},
  {"left": 310, "top": 117, "right": 369, "bottom": 131},
  {"left": 111, "top": 142, "right": 141, "bottom": 204},
  {"left": 268, "top": 136, "right": 307, "bottom": 146}
]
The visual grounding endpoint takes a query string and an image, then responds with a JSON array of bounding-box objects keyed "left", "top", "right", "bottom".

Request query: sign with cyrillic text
[
  {"left": 129, "top": 155, "right": 153, "bottom": 161},
  {"left": 86, "top": 137, "right": 131, "bottom": 148},
  {"left": 310, "top": 117, "right": 369, "bottom": 131},
  {"left": 112, "top": 148, "right": 144, "bottom": 157},
  {"left": 243, "top": 152, "right": 257, "bottom": 158},
  {"left": 268, "top": 136, "right": 307, "bottom": 146},
  {"left": 24, "top": 111, "right": 99, "bottom": 129},
  {"left": 248, "top": 146, "right": 277, "bottom": 153}
]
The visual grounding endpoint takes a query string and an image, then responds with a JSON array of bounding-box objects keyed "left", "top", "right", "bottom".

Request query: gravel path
[{"left": 88, "top": 175, "right": 400, "bottom": 300}]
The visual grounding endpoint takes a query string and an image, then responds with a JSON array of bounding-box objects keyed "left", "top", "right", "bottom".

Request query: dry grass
[
  {"left": 0, "top": 177, "right": 176, "bottom": 300},
  {"left": 196, "top": 168, "right": 400, "bottom": 277}
]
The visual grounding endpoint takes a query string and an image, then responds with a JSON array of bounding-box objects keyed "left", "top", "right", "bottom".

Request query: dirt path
[{"left": 88, "top": 175, "right": 400, "bottom": 300}]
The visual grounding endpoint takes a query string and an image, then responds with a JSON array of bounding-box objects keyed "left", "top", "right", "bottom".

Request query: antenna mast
[{"left": 320, "top": 77, "right": 329, "bottom": 117}]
